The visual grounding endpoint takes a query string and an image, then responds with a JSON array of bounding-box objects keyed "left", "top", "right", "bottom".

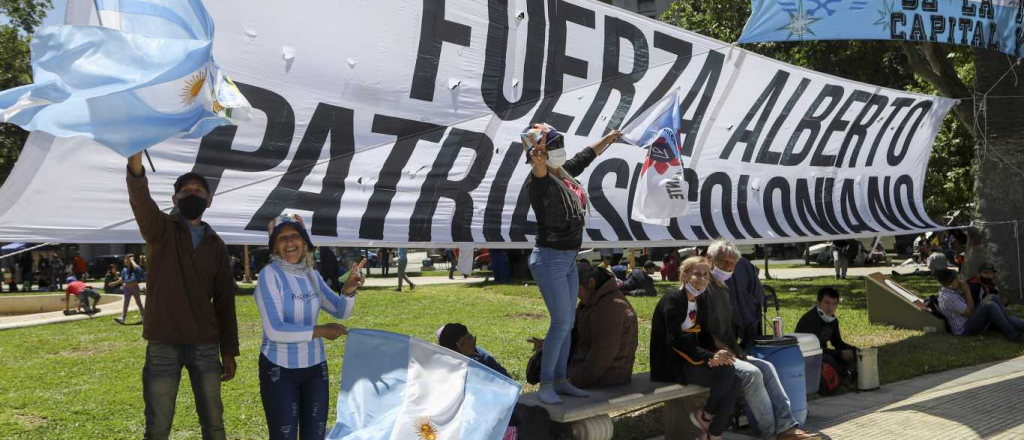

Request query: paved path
[
  {"left": 803, "top": 355, "right": 1024, "bottom": 440},
  {"left": 760, "top": 265, "right": 924, "bottom": 280},
  {"left": 646, "top": 356, "right": 1024, "bottom": 440}
]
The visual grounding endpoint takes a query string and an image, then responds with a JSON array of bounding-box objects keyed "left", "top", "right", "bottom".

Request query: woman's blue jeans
[{"left": 528, "top": 246, "right": 579, "bottom": 384}]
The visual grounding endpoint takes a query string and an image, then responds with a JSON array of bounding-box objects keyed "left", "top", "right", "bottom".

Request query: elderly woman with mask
[
  {"left": 651, "top": 257, "right": 741, "bottom": 440},
  {"left": 523, "top": 123, "right": 622, "bottom": 405},
  {"left": 255, "top": 214, "right": 364, "bottom": 440}
]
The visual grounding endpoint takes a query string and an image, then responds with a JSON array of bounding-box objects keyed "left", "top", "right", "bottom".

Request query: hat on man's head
[
  {"left": 267, "top": 214, "right": 315, "bottom": 252},
  {"left": 174, "top": 172, "right": 211, "bottom": 195},
  {"left": 978, "top": 262, "right": 998, "bottom": 273},
  {"left": 66, "top": 276, "right": 77, "bottom": 284},
  {"left": 438, "top": 323, "right": 469, "bottom": 352}
]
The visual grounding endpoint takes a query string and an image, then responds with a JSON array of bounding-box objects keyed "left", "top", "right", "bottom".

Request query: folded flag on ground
[{"left": 327, "top": 329, "right": 521, "bottom": 440}]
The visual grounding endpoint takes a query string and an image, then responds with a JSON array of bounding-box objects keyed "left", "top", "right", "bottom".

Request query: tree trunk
[{"left": 965, "top": 50, "right": 1024, "bottom": 303}]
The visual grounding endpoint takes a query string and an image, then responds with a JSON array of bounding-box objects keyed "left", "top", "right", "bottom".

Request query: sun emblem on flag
[
  {"left": 180, "top": 70, "right": 208, "bottom": 106},
  {"left": 640, "top": 135, "right": 681, "bottom": 176},
  {"left": 414, "top": 416, "right": 439, "bottom": 440}
]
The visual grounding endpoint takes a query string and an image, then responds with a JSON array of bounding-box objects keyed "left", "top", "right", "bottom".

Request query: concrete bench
[{"left": 519, "top": 372, "right": 708, "bottom": 440}]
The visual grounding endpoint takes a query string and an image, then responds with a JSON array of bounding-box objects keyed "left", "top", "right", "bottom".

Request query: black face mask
[
  {"left": 177, "top": 194, "right": 208, "bottom": 220},
  {"left": 980, "top": 276, "right": 994, "bottom": 284}
]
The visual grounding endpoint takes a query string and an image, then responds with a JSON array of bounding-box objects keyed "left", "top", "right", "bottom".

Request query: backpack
[{"left": 923, "top": 295, "right": 951, "bottom": 334}]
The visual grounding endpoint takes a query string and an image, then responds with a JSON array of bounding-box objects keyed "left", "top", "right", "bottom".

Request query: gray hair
[{"left": 707, "top": 238, "right": 741, "bottom": 261}]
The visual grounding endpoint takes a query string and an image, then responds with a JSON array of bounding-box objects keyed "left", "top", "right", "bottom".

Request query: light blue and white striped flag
[
  {"left": 0, "top": 0, "right": 250, "bottom": 157},
  {"left": 328, "top": 329, "right": 521, "bottom": 440}
]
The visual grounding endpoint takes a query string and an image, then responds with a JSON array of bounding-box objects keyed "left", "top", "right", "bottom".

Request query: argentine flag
[
  {"left": 328, "top": 330, "right": 521, "bottom": 440},
  {"left": 0, "top": 0, "right": 251, "bottom": 157}
]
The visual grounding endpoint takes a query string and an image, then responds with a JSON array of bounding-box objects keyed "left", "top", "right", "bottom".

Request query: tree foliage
[
  {"left": 662, "top": 0, "right": 975, "bottom": 221},
  {"left": 0, "top": 0, "right": 51, "bottom": 186}
]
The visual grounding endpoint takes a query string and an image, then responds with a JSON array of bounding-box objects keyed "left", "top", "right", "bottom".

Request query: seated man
[
  {"left": 936, "top": 269, "right": 1024, "bottom": 341},
  {"left": 437, "top": 323, "right": 511, "bottom": 379},
  {"left": 527, "top": 264, "right": 639, "bottom": 389},
  {"left": 795, "top": 288, "right": 858, "bottom": 392},
  {"left": 706, "top": 239, "right": 819, "bottom": 440},
  {"left": 968, "top": 262, "right": 1007, "bottom": 306},
  {"left": 622, "top": 261, "right": 658, "bottom": 297},
  {"left": 64, "top": 276, "right": 101, "bottom": 314}
]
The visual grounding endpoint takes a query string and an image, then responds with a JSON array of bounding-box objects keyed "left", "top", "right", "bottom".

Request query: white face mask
[
  {"left": 817, "top": 307, "right": 837, "bottom": 324},
  {"left": 712, "top": 265, "right": 733, "bottom": 282},
  {"left": 684, "top": 283, "right": 706, "bottom": 297},
  {"left": 546, "top": 148, "right": 567, "bottom": 168}
]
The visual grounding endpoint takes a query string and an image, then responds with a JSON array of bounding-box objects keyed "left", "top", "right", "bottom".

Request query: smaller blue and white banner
[
  {"left": 327, "top": 329, "right": 521, "bottom": 440},
  {"left": 740, "top": 0, "right": 1024, "bottom": 58},
  {"left": 621, "top": 89, "right": 689, "bottom": 226},
  {"left": 0, "top": 0, "right": 250, "bottom": 157}
]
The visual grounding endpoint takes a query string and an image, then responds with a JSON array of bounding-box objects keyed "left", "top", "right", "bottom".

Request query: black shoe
[{"left": 410, "top": 284, "right": 415, "bottom": 291}]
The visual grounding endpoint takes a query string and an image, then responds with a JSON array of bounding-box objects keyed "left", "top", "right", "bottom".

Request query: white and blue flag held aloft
[
  {"left": 0, "top": 0, "right": 251, "bottom": 157},
  {"left": 740, "top": 0, "right": 1024, "bottom": 58},
  {"left": 327, "top": 330, "right": 521, "bottom": 440},
  {"left": 620, "top": 89, "right": 690, "bottom": 226}
]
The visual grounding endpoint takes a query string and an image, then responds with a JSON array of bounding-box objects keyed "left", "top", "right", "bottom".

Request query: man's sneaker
[
  {"left": 114, "top": 317, "right": 126, "bottom": 325},
  {"left": 778, "top": 429, "right": 822, "bottom": 440}
]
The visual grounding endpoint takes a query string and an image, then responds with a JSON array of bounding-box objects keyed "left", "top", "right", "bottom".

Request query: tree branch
[{"left": 900, "top": 42, "right": 975, "bottom": 137}]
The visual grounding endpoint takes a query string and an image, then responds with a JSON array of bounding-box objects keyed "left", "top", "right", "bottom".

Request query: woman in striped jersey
[{"left": 255, "top": 214, "right": 364, "bottom": 440}]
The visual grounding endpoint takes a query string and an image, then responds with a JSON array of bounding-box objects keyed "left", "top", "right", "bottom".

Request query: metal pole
[
  {"left": 243, "top": 244, "right": 252, "bottom": 284},
  {"left": 763, "top": 250, "right": 771, "bottom": 280}
]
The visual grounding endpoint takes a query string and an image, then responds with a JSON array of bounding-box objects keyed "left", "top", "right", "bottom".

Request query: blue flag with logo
[
  {"left": 327, "top": 330, "right": 521, "bottom": 440},
  {"left": 739, "top": 0, "right": 1024, "bottom": 58},
  {"left": 0, "top": 0, "right": 251, "bottom": 157}
]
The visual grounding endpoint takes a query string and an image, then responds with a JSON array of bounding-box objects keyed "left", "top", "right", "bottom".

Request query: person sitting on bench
[
  {"left": 527, "top": 264, "right": 639, "bottom": 389},
  {"left": 651, "top": 256, "right": 740, "bottom": 440},
  {"left": 796, "top": 287, "right": 859, "bottom": 392},
  {"left": 936, "top": 269, "right": 1024, "bottom": 341},
  {"left": 704, "top": 244, "right": 821, "bottom": 440},
  {"left": 65, "top": 276, "right": 101, "bottom": 314}
]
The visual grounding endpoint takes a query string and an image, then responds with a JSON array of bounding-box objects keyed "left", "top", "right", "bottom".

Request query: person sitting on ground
[
  {"left": 438, "top": 323, "right": 511, "bottom": 378},
  {"left": 795, "top": 288, "right": 859, "bottom": 393},
  {"left": 703, "top": 242, "right": 821, "bottom": 440},
  {"left": 968, "top": 263, "right": 1007, "bottom": 307},
  {"left": 65, "top": 276, "right": 101, "bottom": 314},
  {"left": 936, "top": 269, "right": 1024, "bottom": 341},
  {"left": 622, "top": 261, "right": 658, "bottom": 297},
  {"left": 609, "top": 261, "right": 630, "bottom": 281},
  {"left": 651, "top": 256, "right": 740, "bottom": 440},
  {"left": 926, "top": 246, "right": 948, "bottom": 273},
  {"left": 104, "top": 264, "right": 123, "bottom": 294}
]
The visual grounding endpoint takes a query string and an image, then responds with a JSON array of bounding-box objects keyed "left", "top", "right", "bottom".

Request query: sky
[{"left": 0, "top": 0, "right": 68, "bottom": 28}]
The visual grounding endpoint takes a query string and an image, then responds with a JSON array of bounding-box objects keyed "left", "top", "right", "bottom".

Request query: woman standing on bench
[
  {"left": 651, "top": 257, "right": 741, "bottom": 440},
  {"left": 523, "top": 123, "right": 622, "bottom": 405}
]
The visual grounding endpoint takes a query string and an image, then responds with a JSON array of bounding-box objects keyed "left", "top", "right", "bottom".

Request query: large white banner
[{"left": 0, "top": 0, "right": 955, "bottom": 247}]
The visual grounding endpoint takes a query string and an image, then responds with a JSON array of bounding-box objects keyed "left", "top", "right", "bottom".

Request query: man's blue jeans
[
  {"left": 528, "top": 247, "right": 579, "bottom": 384},
  {"left": 143, "top": 343, "right": 226, "bottom": 440},
  {"left": 734, "top": 357, "right": 798, "bottom": 438},
  {"left": 964, "top": 300, "right": 1024, "bottom": 341}
]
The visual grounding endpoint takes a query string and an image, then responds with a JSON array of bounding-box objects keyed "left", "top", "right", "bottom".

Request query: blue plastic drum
[{"left": 745, "top": 336, "right": 808, "bottom": 429}]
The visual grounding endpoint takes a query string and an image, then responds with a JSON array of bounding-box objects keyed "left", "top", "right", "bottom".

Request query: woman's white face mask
[
  {"left": 684, "top": 283, "right": 706, "bottom": 297},
  {"left": 546, "top": 148, "right": 567, "bottom": 168}
]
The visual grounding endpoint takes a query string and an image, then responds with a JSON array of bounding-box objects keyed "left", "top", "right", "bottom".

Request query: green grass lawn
[{"left": 2, "top": 275, "right": 1022, "bottom": 440}]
